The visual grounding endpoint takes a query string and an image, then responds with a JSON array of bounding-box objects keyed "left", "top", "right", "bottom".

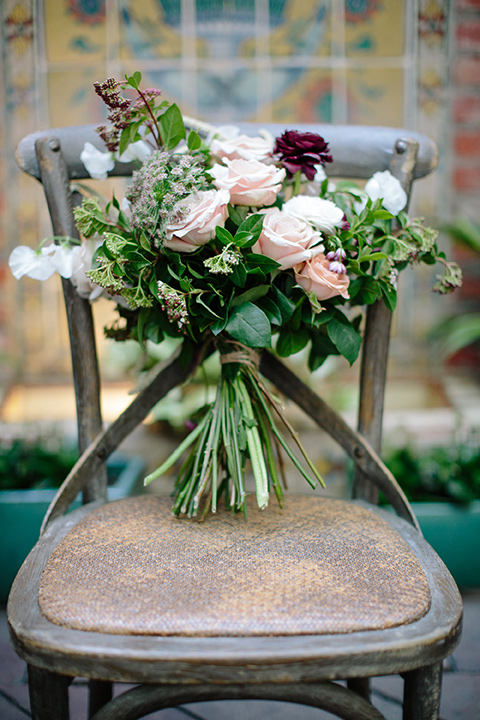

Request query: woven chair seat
[{"left": 38, "top": 495, "right": 430, "bottom": 637}]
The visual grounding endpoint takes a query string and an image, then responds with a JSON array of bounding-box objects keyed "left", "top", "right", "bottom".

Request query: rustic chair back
[{"left": 8, "top": 123, "right": 462, "bottom": 720}]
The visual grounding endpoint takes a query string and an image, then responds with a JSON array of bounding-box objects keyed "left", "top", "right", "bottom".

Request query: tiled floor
[{"left": 1, "top": 590, "right": 479, "bottom": 720}]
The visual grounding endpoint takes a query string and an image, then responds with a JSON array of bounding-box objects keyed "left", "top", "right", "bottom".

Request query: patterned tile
[
  {"left": 346, "top": 68, "right": 404, "bottom": 126},
  {"left": 44, "top": 0, "right": 106, "bottom": 62},
  {"left": 345, "top": 0, "right": 404, "bottom": 57}
]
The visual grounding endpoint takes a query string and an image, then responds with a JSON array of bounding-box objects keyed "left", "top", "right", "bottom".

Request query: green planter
[
  {"left": 412, "top": 500, "right": 480, "bottom": 589},
  {"left": 0, "top": 454, "right": 145, "bottom": 604}
]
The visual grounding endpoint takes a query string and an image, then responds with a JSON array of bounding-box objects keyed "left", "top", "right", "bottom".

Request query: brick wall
[{"left": 450, "top": 3, "right": 480, "bottom": 367}]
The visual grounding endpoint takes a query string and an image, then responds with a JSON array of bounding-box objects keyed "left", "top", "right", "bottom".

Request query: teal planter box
[
  {"left": 0, "top": 454, "right": 145, "bottom": 604},
  {"left": 412, "top": 500, "right": 480, "bottom": 589}
]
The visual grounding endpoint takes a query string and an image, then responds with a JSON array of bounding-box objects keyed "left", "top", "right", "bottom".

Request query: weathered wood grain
[
  {"left": 35, "top": 137, "right": 107, "bottom": 504},
  {"left": 259, "top": 353, "right": 419, "bottom": 529},
  {"left": 89, "top": 681, "right": 388, "bottom": 720},
  {"left": 41, "top": 342, "right": 212, "bottom": 531}
]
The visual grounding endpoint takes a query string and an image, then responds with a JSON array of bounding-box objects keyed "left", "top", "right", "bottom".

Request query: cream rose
[
  {"left": 253, "top": 208, "right": 324, "bottom": 270},
  {"left": 283, "top": 196, "right": 344, "bottom": 235},
  {"left": 210, "top": 158, "right": 285, "bottom": 207},
  {"left": 365, "top": 170, "right": 407, "bottom": 215},
  {"left": 164, "top": 189, "right": 229, "bottom": 253},
  {"left": 210, "top": 131, "right": 274, "bottom": 162},
  {"left": 295, "top": 255, "right": 350, "bottom": 301}
]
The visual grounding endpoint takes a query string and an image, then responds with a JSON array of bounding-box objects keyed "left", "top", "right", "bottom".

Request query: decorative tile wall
[{"left": 0, "top": 0, "right": 460, "bottom": 381}]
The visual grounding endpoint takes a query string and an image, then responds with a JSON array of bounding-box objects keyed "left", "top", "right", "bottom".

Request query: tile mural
[{"left": 0, "top": 0, "right": 454, "bottom": 378}]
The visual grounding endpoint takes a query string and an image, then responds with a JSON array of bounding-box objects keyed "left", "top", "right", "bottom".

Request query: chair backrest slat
[
  {"left": 353, "top": 137, "right": 420, "bottom": 503},
  {"left": 16, "top": 124, "right": 438, "bottom": 181},
  {"left": 35, "top": 136, "right": 107, "bottom": 504}
]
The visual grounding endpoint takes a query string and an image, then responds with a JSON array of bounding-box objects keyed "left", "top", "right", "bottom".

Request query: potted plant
[
  {"left": 383, "top": 432, "right": 480, "bottom": 588},
  {"left": 0, "top": 431, "right": 145, "bottom": 602}
]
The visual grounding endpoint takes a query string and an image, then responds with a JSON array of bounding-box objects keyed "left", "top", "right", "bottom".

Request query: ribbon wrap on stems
[{"left": 144, "top": 341, "right": 325, "bottom": 517}]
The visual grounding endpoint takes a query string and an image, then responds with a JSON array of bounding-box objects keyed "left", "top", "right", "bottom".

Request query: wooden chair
[{"left": 8, "top": 123, "right": 462, "bottom": 720}]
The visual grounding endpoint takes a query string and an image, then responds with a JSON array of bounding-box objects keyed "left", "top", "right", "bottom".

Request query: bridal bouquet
[{"left": 10, "top": 72, "right": 461, "bottom": 517}]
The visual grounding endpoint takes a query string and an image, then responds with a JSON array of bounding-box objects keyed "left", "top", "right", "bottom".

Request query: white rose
[
  {"left": 210, "top": 131, "right": 274, "bottom": 162},
  {"left": 253, "top": 208, "right": 324, "bottom": 270},
  {"left": 80, "top": 142, "right": 115, "bottom": 180},
  {"left": 164, "top": 189, "right": 230, "bottom": 252},
  {"left": 365, "top": 170, "right": 407, "bottom": 215},
  {"left": 211, "top": 158, "right": 285, "bottom": 207},
  {"left": 283, "top": 196, "right": 344, "bottom": 235}
]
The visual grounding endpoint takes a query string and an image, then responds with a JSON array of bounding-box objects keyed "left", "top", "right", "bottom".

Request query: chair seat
[{"left": 37, "top": 495, "right": 430, "bottom": 637}]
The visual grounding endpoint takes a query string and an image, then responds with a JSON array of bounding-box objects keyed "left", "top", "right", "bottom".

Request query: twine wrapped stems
[{"left": 144, "top": 341, "right": 324, "bottom": 517}]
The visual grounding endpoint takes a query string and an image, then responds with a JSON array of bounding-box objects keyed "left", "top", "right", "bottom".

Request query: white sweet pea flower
[
  {"left": 117, "top": 139, "right": 152, "bottom": 164},
  {"left": 69, "top": 239, "right": 106, "bottom": 300},
  {"left": 80, "top": 142, "right": 115, "bottom": 180},
  {"left": 9, "top": 244, "right": 59, "bottom": 281},
  {"left": 283, "top": 196, "right": 344, "bottom": 235},
  {"left": 365, "top": 170, "right": 407, "bottom": 215}
]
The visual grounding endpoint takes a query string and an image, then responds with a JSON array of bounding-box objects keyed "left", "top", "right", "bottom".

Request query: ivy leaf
[
  {"left": 158, "top": 104, "right": 186, "bottom": 151},
  {"left": 225, "top": 302, "right": 271, "bottom": 348},
  {"left": 326, "top": 312, "right": 362, "bottom": 365}
]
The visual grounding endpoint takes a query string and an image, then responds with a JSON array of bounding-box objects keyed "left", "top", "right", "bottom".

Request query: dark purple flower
[{"left": 274, "top": 130, "right": 333, "bottom": 181}]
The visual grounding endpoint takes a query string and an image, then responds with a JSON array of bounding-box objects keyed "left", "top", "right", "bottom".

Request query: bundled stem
[{"left": 144, "top": 347, "right": 324, "bottom": 516}]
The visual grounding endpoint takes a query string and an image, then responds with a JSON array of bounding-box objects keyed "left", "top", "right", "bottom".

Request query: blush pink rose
[
  {"left": 210, "top": 132, "right": 274, "bottom": 162},
  {"left": 164, "top": 189, "right": 230, "bottom": 253},
  {"left": 210, "top": 158, "right": 285, "bottom": 207},
  {"left": 294, "top": 255, "right": 350, "bottom": 301},
  {"left": 253, "top": 208, "right": 324, "bottom": 270}
]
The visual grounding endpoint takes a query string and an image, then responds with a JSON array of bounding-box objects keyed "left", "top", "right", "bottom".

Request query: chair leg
[
  {"left": 89, "top": 680, "right": 113, "bottom": 718},
  {"left": 347, "top": 678, "right": 370, "bottom": 701},
  {"left": 28, "top": 664, "right": 70, "bottom": 720},
  {"left": 403, "top": 662, "right": 443, "bottom": 720}
]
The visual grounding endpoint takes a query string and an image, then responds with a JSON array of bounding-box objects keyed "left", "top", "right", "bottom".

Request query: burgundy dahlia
[{"left": 274, "top": 130, "right": 332, "bottom": 181}]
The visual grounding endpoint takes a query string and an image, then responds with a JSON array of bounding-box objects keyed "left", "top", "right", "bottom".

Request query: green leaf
[
  {"left": 234, "top": 214, "right": 265, "bottom": 248},
  {"left": 231, "top": 285, "right": 270, "bottom": 307},
  {"left": 379, "top": 282, "right": 397, "bottom": 312},
  {"left": 374, "top": 209, "right": 394, "bottom": 220},
  {"left": 230, "top": 262, "right": 247, "bottom": 287},
  {"left": 228, "top": 204, "right": 249, "bottom": 226},
  {"left": 326, "top": 312, "right": 362, "bottom": 365},
  {"left": 225, "top": 302, "right": 271, "bottom": 348},
  {"left": 276, "top": 327, "right": 309, "bottom": 357},
  {"left": 257, "top": 297, "right": 283, "bottom": 325},
  {"left": 272, "top": 286, "right": 296, "bottom": 323},
  {"left": 126, "top": 71, "right": 142, "bottom": 89},
  {"left": 187, "top": 130, "right": 201, "bottom": 151},
  {"left": 359, "top": 249, "right": 388, "bottom": 262},
  {"left": 215, "top": 226, "right": 235, "bottom": 245},
  {"left": 158, "top": 103, "right": 186, "bottom": 151},
  {"left": 245, "top": 253, "right": 281, "bottom": 275}
]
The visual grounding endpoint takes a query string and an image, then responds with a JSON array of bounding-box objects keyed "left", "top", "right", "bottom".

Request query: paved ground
[{"left": 1, "top": 590, "right": 479, "bottom": 720}]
